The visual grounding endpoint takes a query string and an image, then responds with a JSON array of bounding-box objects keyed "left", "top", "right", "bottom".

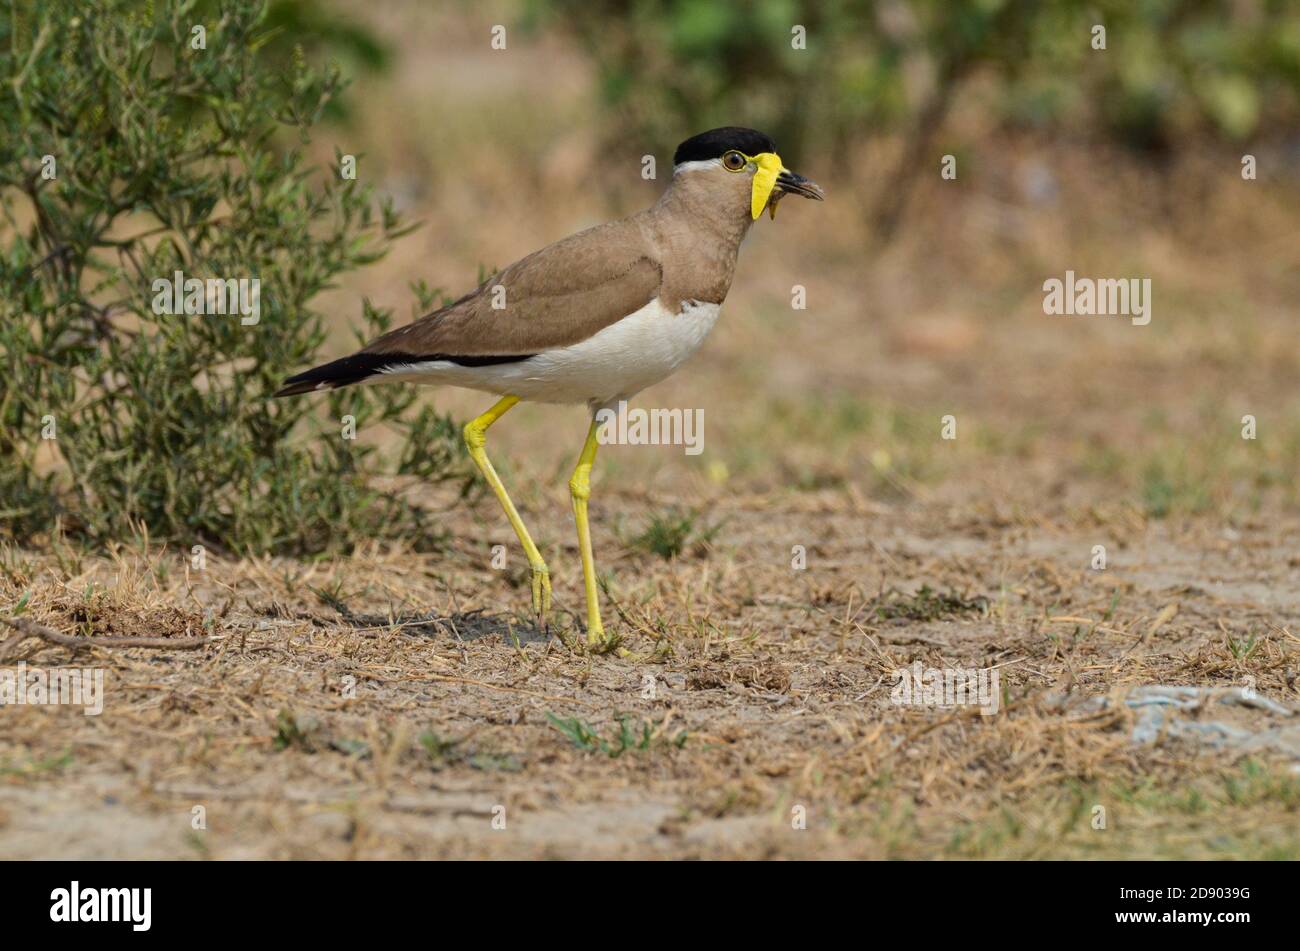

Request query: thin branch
[{"left": 0, "top": 615, "right": 210, "bottom": 660}]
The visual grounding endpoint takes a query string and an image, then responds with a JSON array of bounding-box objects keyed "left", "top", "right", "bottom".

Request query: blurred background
[
  {"left": 5, "top": 0, "right": 1300, "bottom": 546},
  {"left": 319, "top": 0, "right": 1300, "bottom": 518}
]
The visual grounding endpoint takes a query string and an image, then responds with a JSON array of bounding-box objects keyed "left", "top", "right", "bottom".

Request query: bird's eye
[{"left": 721, "top": 151, "right": 747, "bottom": 172}]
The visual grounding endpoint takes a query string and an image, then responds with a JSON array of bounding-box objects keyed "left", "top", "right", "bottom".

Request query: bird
[{"left": 274, "top": 127, "right": 823, "bottom": 648}]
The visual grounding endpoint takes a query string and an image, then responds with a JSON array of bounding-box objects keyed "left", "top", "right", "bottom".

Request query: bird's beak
[
  {"left": 767, "top": 169, "right": 824, "bottom": 219},
  {"left": 774, "top": 168, "right": 825, "bottom": 203},
  {"left": 751, "top": 153, "right": 825, "bottom": 220}
]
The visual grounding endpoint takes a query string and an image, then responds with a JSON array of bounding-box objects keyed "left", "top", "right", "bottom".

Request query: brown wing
[
  {"left": 273, "top": 217, "right": 663, "bottom": 397},
  {"left": 365, "top": 217, "right": 662, "bottom": 359}
]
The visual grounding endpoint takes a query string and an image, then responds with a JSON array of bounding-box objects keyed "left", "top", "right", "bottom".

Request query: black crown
[{"left": 673, "top": 127, "right": 776, "bottom": 166}]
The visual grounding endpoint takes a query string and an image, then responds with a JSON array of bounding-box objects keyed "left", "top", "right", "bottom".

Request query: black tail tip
[
  {"left": 272, "top": 380, "right": 323, "bottom": 398},
  {"left": 273, "top": 351, "right": 397, "bottom": 398}
]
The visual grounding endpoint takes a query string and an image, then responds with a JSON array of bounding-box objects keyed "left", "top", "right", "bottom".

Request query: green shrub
[
  {"left": 0, "top": 0, "right": 465, "bottom": 554},
  {"left": 533, "top": 0, "right": 1300, "bottom": 152}
]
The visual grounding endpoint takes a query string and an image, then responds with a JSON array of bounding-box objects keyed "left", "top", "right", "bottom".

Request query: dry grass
[{"left": 1, "top": 490, "right": 1298, "bottom": 858}]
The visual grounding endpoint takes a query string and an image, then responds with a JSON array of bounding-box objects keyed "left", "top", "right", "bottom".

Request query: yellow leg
[
  {"left": 568, "top": 419, "right": 606, "bottom": 645},
  {"left": 463, "top": 396, "right": 550, "bottom": 622}
]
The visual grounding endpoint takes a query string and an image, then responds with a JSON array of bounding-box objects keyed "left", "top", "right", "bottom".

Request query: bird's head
[{"left": 671, "top": 127, "right": 824, "bottom": 222}]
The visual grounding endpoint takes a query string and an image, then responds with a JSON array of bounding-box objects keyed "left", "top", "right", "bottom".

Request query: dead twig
[{"left": 0, "top": 615, "right": 210, "bottom": 659}]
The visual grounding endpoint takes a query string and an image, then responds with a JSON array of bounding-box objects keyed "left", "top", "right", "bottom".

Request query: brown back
[{"left": 363, "top": 163, "right": 756, "bottom": 359}]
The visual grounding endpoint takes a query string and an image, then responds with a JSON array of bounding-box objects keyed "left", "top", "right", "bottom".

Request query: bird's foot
[
  {"left": 584, "top": 623, "right": 621, "bottom": 654},
  {"left": 529, "top": 562, "right": 552, "bottom": 627}
]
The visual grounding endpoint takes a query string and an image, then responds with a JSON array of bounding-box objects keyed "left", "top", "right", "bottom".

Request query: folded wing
[{"left": 275, "top": 218, "right": 662, "bottom": 396}]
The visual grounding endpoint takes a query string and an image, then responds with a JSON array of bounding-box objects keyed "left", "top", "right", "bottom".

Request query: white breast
[{"left": 391, "top": 298, "right": 721, "bottom": 405}]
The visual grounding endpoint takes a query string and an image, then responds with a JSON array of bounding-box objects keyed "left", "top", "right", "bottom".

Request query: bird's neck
[
  {"left": 637, "top": 174, "right": 754, "bottom": 309},
  {"left": 653, "top": 173, "right": 754, "bottom": 248}
]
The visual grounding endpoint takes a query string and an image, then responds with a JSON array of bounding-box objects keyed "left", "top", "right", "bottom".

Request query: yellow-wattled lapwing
[{"left": 275, "top": 127, "right": 823, "bottom": 647}]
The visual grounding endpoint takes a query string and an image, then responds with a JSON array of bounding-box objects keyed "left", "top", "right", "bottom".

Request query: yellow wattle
[{"left": 751, "top": 152, "right": 783, "bottom": 220}]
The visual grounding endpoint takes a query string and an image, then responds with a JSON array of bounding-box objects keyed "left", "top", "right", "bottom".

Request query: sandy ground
[{"left": 2, "top": 488, "right": 1299, "bottom": 859}]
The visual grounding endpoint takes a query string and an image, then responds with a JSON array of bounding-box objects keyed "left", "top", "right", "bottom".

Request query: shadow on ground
[{"left": 337, "top": 608, "right": 554, "bottom": 646}]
